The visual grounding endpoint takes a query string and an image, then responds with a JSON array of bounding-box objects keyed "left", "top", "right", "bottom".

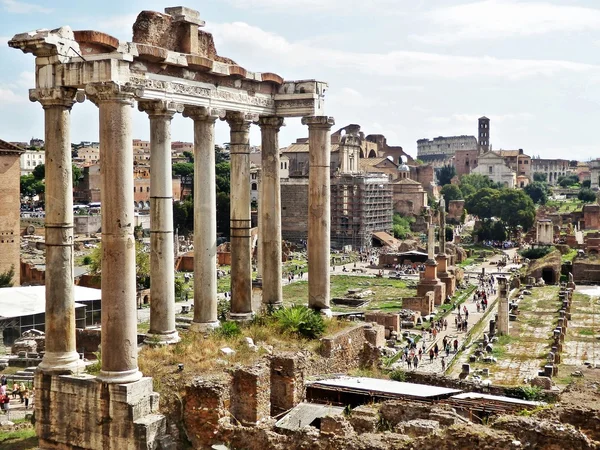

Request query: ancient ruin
[{"left": 9, "top": 6, "right": 330, "bottom": 448}]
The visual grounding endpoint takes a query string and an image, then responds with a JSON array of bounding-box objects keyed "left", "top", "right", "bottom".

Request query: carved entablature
[{"left": 9, "top": 7, "right": 328, "bottom": 118}]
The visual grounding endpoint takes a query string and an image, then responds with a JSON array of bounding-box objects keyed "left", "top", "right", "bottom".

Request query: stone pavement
[{"left": 407, "top": 248, "right": 519, "bottom": 375}]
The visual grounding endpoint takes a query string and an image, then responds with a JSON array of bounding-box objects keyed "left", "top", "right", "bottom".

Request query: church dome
[{"left": 398, "top": 163, "right": 410, "bottom": 172}]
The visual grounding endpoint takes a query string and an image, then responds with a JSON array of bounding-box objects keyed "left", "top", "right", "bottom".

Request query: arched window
[{"left": 251, "top": 183, "right": 258, "bottom": 191}]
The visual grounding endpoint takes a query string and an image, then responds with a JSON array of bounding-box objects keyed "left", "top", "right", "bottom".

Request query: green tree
[
  {"left": 440, "top": 184, "right": 463, "bottom": 209},
  {"left": 172, "top": 162, "right": 194, "bottom": 178},
  {"left": 392, "top": 213, "right": 415, "bottom": 239},
  {"left": 436, "top": 164, "right": 456, "bottom": 186},
  {"left": 0, "top": 265, "right": 15, "bottom": 288},
  {"left": 578, "top": 188, "right": 597, "bottom": 203},
  {"left": 72, "top": 165, "right": 82, "bottom": 186},
  {"left": 32, "top": 164, "right": 45, "bottom": 180},
  {"left": 533, "top": 172, "right": 548, "bottom": 183},
  {"left": 183, "top": 151, "right": 194, "bottom": 163},
  {"left": 582, "top": 180, "right": 591, "bottom": 189},
  {"left": 557, "top": 174, "right": 579, "bottom": 188},
  {"left": 465, "top": 188, "right": 499, "bottom": 220},
  {"left": 460, "top": 173, "right": 498, "bottom": 191},
  {"left": 523, "top": 181, "right": 549, "bottom": 205},
  {"left": 20, "top": 174, "right": 45, "bottom": 197},
  {"left": 496, "top": 189, "right": 535, "bottom": 232}
]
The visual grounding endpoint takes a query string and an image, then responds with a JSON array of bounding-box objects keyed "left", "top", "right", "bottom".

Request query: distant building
[
  {"left": 478, "top": 116, "right": 490, "bottom": 152},
  {"left": 417, "top": 135, "right": 478, "bottom": 166},
  {"left": 497, "top": 149, "right": 531, "bottom": 187},
  {"left": 20, "top": 149, "right": 45, "bottom": 175},
  {"left": 471, "top": 151, "right": 516, "bottom": 188},
  {"left": 531, "top": 158, "right": 570, "bottom": 185},
  {"left": 454, "top": 149, "right": 479, "bottom": 178}
]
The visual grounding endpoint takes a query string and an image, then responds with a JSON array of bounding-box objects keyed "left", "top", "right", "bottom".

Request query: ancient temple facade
[{"left": 10, "top": 7, "right": 331, "bottom": 449}]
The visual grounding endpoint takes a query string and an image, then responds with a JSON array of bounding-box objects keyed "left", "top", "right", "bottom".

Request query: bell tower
[{"left": 478, "top": 116, "right": 490, "bottom": 153}]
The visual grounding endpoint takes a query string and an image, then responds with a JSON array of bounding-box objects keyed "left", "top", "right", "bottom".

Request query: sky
[{"left": 1, "top": 0, "right": 600, "bottom": 160}]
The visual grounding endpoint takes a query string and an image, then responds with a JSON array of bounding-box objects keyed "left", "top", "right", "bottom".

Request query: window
[
  {"left": 489, "top": 166, "right": 493, "bottom": 174},
  {"left": 146, "top": 187, "right": 150, "bottom": 192}
]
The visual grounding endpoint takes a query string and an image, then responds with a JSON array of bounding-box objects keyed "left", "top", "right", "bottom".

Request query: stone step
[
  {"left": 24, "top": 367, "right": 37, "bottom": 373},
  {"left": 176, "top": 316, "right": 193, "bottom": 323},
  {"left": 176, "top": 323, "right": 190, "bottom": 330}
]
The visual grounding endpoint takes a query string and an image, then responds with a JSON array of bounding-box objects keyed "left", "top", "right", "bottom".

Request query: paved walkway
[{"left": 405, "top": 248, "right": 519, "bottom": 375}]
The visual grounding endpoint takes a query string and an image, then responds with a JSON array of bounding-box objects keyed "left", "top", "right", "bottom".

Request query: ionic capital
[
  {"left": 224, "top": 110, "right": 258, "bottom": 131},
  {"left": 138, "top": 100, "right": 183, "bottom": 118},
  {"left": 85, "top": 82, "right": 143, "bottom": 106},
  {"left": 301, "top": 115, "right": 335, "bottom": 129},
  {"left": 182, "top": 106, "right": 224, "bottom": 122},
  {"left": 29, "top": 87, "right": 84, "bottom": 109},
  {"left": 258, "top": 116, "right": 285, "bottom": 131}
]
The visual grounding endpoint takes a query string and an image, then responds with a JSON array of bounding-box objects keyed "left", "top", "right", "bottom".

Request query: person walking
[
  {"left": 434, "top": 343, "right": 439, "bottom": 359},
  {"left": 413, "top": 355, "right": 419, "bottom": 370},
  {"left": 429, "top": 348, "right": 434, "bottom": 363},
  {"left": 441, "top": 357, "right": 446, "bottom": 372}
]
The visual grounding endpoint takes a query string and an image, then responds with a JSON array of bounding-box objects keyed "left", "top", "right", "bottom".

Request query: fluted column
[
  {"left": 139, "top": 100, "right": 182, "bottom": 344},
  {"left": 226, "top": 112, "right": 255, "bottom": 321},
  {"left": 259, "top": 117, "right": 285, "bottom": 308},
  {"left": 86, "top": 82, "right": 142, "bottom": 384},
  {"left": 183, "top": 106, "right": 221, "bottom": 331},
  {"left": 302, "top": 116, "right": 335, "bottom": 315},
  {"left": 30, "top": 87, "right": 84, "bottom": 373}
]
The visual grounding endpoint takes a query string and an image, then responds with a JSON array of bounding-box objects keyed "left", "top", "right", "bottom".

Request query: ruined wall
[
  {"left": 281, "top": 179, "right": 309, "bottom": 243},
  {"left": 402, "top": 293, "right": 434, "bottom": 316},
  {"left": 572, "top": 260, "right": 600, "bottom": 283},
  {"left": 0, "top": 151, "right": 21, "bottom": 285},
  {"left": 230, "top": 363, "right": 271, "bottom": 426},
  {"left": 184, "top": 378, "right": 230, "bottom": 449},
  {"left": 270, "top": 353, "right": 307, "bottom": 417},
  {"left": 35, "top": 373, "right": 171, "bottom": 450},
  {"left": 318, "top": 323, "right": 384, "bottom": 372}
]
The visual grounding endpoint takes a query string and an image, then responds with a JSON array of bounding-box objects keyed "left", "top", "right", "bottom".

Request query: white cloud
[
  {"left": 94, "top": 14, "right": 138, "bottom": 40},
  {"left": 224, "top": 0, "right": 401, "bottom": 14},
  {"left": 0, "top": 87, "right": 27, "bottom": 104},
  {"left": 411, "top": 0, "right": 600, "bottom": 44},
  {"left": 2, "top": 0, "right": 51, "bottom": 14},
  {"left": 210, "top": 21, "right": 600, "bottom": 80},
  {"left": 427, "top": 113, "right": 535, "bottom": 124}
]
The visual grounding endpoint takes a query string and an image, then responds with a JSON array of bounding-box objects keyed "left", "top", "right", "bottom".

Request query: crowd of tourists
[{"left": 0, "top": 374, "right": 33, "bottom": 413}]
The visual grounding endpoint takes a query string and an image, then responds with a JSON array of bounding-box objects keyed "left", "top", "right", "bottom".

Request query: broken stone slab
[{"left": 220, "top": 347, "right": 235, "bottom": 356}]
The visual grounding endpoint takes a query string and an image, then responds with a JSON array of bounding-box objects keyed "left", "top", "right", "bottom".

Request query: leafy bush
[
  {"left": 578, "top": 188, "right": 597, "bottom": 203},
  {"left": 506, "top": 385, "right": 544, "bottom": 401},
  {"left": 519, "top": 246, "right": 553, "bottom": 260},
  {"left": 389, "top": 369, "right": 407, "bottom": 382},
  {"left": 392, "top": 213, "right": 415, "bottom": 239},
  {"left": 273, "top": 305, "right": 326, "bottom": 339},
  {"left": 82, "top": 255, "right": 92, "bottom": 265},
  {"left": 217, "top": 298, "right": 231, "bottom": 321},
  {"left": 216, "top": 321, "right": 241, "bottom": 339}
]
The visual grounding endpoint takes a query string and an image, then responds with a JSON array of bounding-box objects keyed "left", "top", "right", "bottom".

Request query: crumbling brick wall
[
  {"left": 184, "top": 377, "right": 230, "bottom": 449},
  {"left": 270, "top": 353, "right": 307, "bottom": 417},
  {"left": 230, "top": 363, "right": 270, "bottom": 426}
]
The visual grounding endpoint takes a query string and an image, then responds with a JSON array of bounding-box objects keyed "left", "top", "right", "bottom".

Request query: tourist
[
  {"left": 0, "top": 392, "right": 9, "bottom": 413},
  {"left": 19, "top": 383, "right": 26, "bottom": 403},
  {"left": 443, "top": 319, "right": 448, "bottom": 330},
  {"left": 445, "top": 343, "right": 451, "bottom": 357},
  {"left": 413, "top": 355, "right": 419, "bottom": 369},
  {"left": 0, "top": 375, "right": 6, "bottom": 386},
  {"left": 441, "top": 357, "right": 446, "bottom": 372},
  {"left": 407, "top": 357, "right": 412, "bottom": 369},
  {"left": 23, "top": 385, "right": 30, "bottom": 409},
  {"left": 434, "top": 343, "right": 439, "bottom": 358},
  {"left": 429, "top": 348, "right": 434, "bottom": 363},
  {"left": 418, "top": 348, "right": 423, "bottom": 360},
  {"left": 12, "top": 383, "right": 19, "bottom": 399},
  {"left": 453, "top": 339, "right": 459, "bottom": 353}
]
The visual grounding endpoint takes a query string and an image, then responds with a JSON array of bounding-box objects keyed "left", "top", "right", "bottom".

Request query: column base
[
  {"left": 263, "top": 302, "right": 284, "bottom": 311},
  {"left": 96, "top": 368, "right": 143, "bottom": 384},
  {"left": 319, "top": 308, "right": 333, "bottom": 318},
  {"left": 38, "top": 351, "right": 85, "bottom": 374},
  {"left": 144, "top": 330, "right": 181, "bottom": 345},
  {"left": 190, "top": 321, "right": 220, "bottom": 332},
  {"left": 230, "top": 312, "right": 254, "bottom": 322}
]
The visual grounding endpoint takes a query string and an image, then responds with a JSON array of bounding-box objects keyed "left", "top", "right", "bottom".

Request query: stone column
[
  {"left": 259, "top": 117, "right": 285, "bottom": 308},
  {"left": 139, "top": 100, "right": 182, "bottom": 344},
  {"left": 30, "top": 87, "right": 84, "bottom": 373},
  {"left": 86, "top": 82, "right": 142, "bottom": 384},
  {"left": 183, "top": 106, "right": 221, "bottom": 331},
  {"left": 226, "top": 112, "right": 255, "bottom": 321},
  {"left": 302, "top": 116, "right": 335, "bottom": 315},
  {"left": 256, "top": 168, "right": 262, "bottom": 280},
  {"left": 497, "top": 276, "right": 509, "bottom": 335}
]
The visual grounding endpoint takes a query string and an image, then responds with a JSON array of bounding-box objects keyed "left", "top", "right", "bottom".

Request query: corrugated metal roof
[
  {"left": 450, "top": 392, "right": 544, "bottom": 407},
  {"left": 275, "top": 402, "right": 344, "bottom": 431},
  {"left": 0, "top": 286, "right": 99, "bottom": 319},
  {"left": 309, "top": 377, "right": 461, "bottom": 399}
]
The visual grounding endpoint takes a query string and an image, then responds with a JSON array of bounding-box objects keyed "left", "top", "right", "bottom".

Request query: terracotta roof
[
  {"left": 0, "top": 138, "right": 25, "bottom": 154},
  {"left": 281, "top": 143, "right": 340, "bottom": 153},
  {"left": 392, "top": 178, "right": 421, "bottom": 185},
  {"left": 372, "top": 231, "right": 400, "bottom": 248},
  {"left": 359, "top": 157, "right": 395, "bottom": 169}
]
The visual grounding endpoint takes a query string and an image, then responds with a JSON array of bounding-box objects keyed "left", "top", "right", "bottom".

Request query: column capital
[
  {"left": 224, "top": 110, "right": 258, "bottom": 131},
  {"left": 302, "top": 115, "right": 335, "bottom": 129},
  {"left": 85, "top": 82, "right": 143, "bottom": 106},
  {"left": 182, "top": 106, "right": 224, "bottom": 122},
  {"left": 138, "top": 99, "right": 183, "bottom": 117},
  {"left": 258, "top": 116, "right": 285, "bottom": 130},
  {"left": 29, "top": 87, "right": 84, "bottom": 109}
]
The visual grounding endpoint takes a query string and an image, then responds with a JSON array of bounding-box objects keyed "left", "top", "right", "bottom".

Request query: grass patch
[
  {"left": 282, "top": 275, "right": 416, "bottom": 309},
  {"left": 0, "top": 425, "right": 38, "bottom": 450},
  {"left": 578, "top": 328, "right": 595, "bottom": 336}
]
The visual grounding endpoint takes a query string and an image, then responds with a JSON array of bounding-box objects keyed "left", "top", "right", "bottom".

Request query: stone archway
[{"left": 542, "top": 268, "right": 556, "bottom": 285}]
